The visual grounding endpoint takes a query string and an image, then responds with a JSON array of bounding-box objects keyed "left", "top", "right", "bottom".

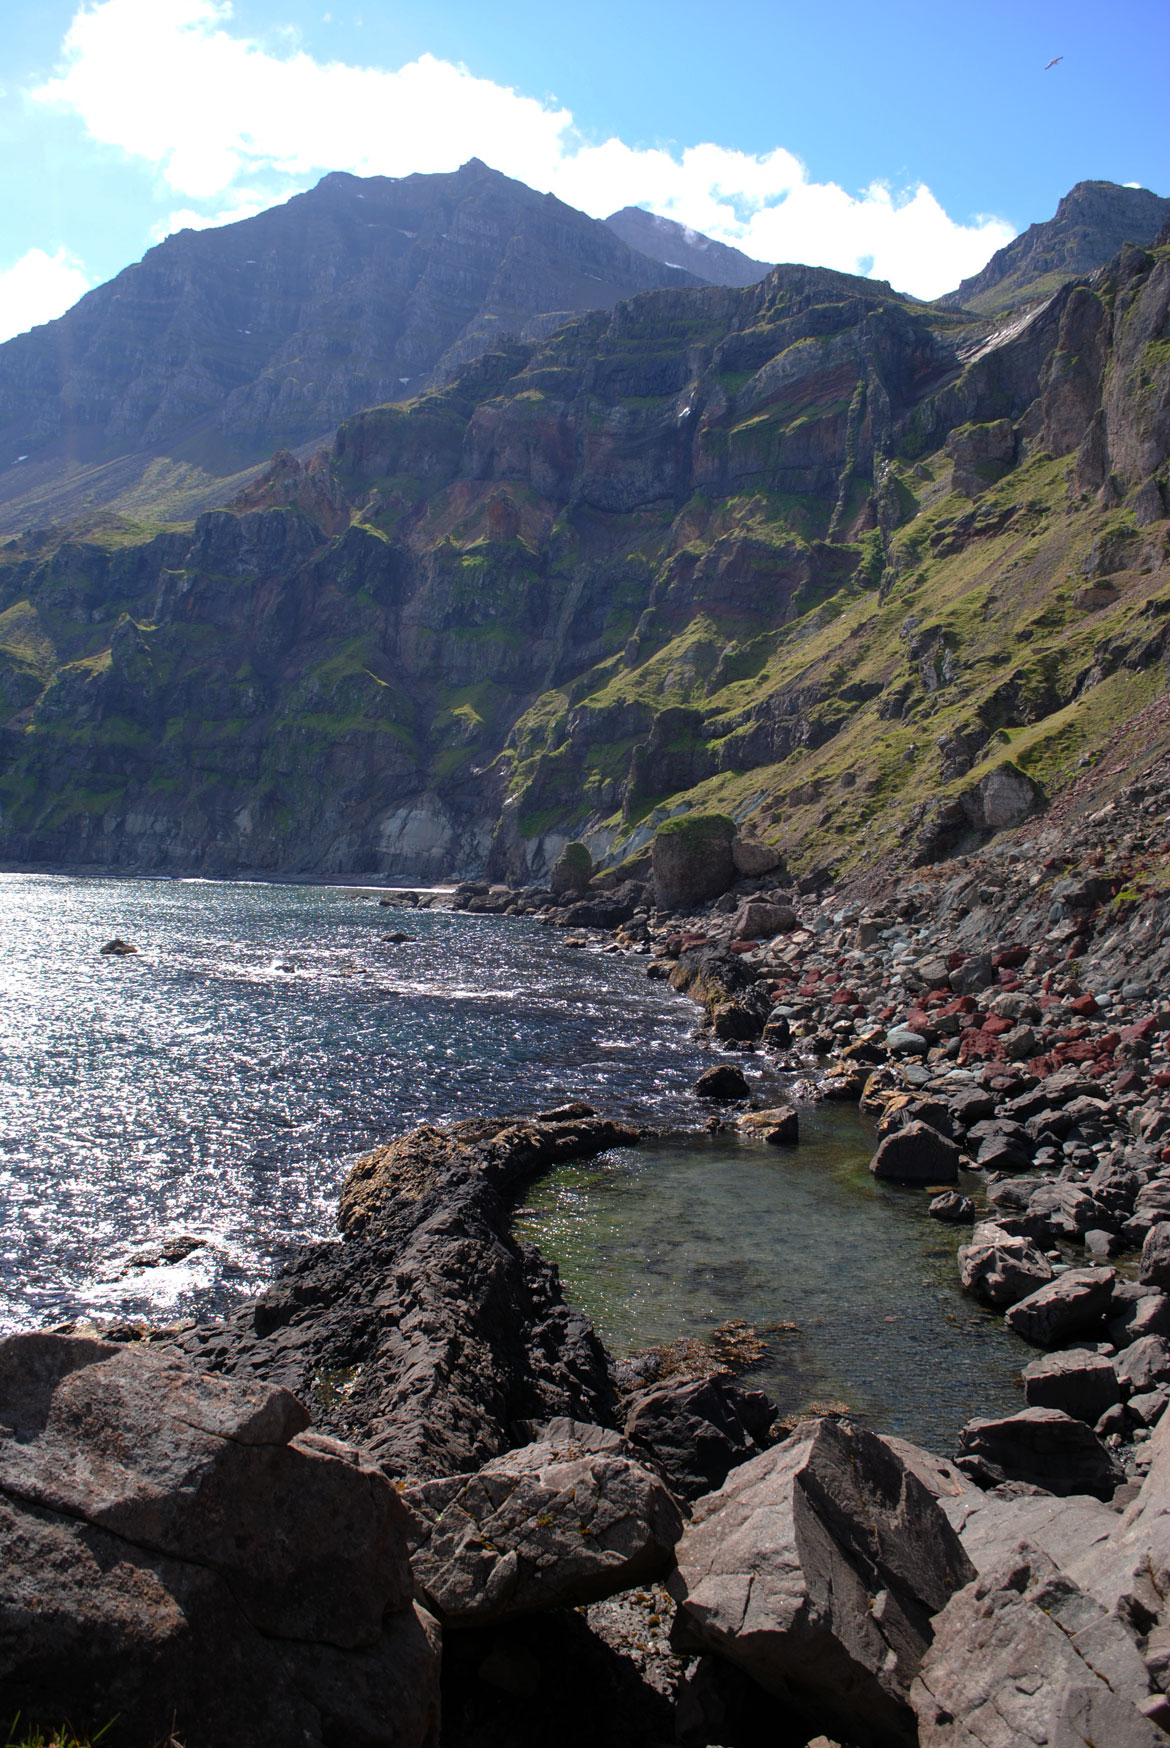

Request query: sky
[{"left": 0, "top": 0, "right": 1167, "bottom": 343}]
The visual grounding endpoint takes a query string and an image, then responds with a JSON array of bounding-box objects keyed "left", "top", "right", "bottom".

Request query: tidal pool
[{"left": 516, "top": 1102, "right": 1032, "bottom": 1455}]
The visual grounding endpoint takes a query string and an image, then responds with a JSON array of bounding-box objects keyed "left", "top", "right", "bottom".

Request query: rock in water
[
  {"left": 0, "top": 1332, "right": 440, "bottom": 1748},
  {"left": 693, "top": 1063, "right": 751, "bottom": 1101},
  {"left": 670, "top": 1416, "right": 975, "bottom": 1747},
  {"left": 869, "top": 1119, "right": 961, "bottom": 1184},
  {"left": 99, "top": 938, "right": 137, "bottom": 955},
  {"left": 955, "top": 1405, "right": 1124, "bottom": 1499},
  {"left": 401, "top": 1420, "right": 682, "bottom": 1625},
  {"left": 957, "top": 1222, "right": 1055, "bottom": 1308}
]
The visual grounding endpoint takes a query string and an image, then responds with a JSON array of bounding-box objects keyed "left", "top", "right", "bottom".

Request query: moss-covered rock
[{"left": 652, "top": 813, "right": 736, "bottom": 909}]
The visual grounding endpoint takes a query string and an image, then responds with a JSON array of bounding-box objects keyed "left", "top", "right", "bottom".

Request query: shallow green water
[{"left": 516, "top": 1103, "right": 1032, "bottom": 1455}]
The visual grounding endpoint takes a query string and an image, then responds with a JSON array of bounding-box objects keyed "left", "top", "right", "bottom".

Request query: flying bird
[{"left": 1045, "top": 55, "right": 1064, "bottom": 69}]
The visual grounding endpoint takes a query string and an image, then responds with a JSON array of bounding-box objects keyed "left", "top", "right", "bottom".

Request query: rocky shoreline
[{"left": 8, "top": 775, "right": 1170, "bottom": 1744}]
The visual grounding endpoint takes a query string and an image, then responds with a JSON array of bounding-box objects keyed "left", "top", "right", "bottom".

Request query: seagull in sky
[{"left": 1045, "top": 55, "right": 1064, "bottom": 69}]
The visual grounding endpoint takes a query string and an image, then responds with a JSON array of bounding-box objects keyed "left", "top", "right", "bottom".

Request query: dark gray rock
[
  {"left": 870, "top": 1120, "right": 961, "bottom": 1184},
  {"left": 1141, "top": 1220, "right": 1170, "bottom": 1289},
  {"left": 1005, "top": 1267, "right": 1116, "bottom": 1347},
  {"left": 1022, "top": 1349, "right": 1121, "bottom": 1424},
  {"left": 624, "top": 1373, "right": 776, "bottom": 1501},
  {"left": 401, "top": 1420, "right": 682, "bottom": 1625},
  {"left": 928, "top": 1190, "right": 976, "bottom": 1224},
  {"left": 0, "top": 1333, "right": 440, "bottom": 1748},
  {"left": 955, "top": 1406, "right": 1124, "bottom": 1499},
  {"left": 670, "top": 1417, "right": 975, "bottom": 1748},
  {"left": 693, "top": 1064, "right": 751, "bottom": 1101},
  {"left": 958, "top": 1222, "right": 1055, "bottom": 1308}
]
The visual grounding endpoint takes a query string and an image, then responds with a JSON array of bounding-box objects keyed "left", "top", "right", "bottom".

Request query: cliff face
[
  {"left": 0, "top": 161, "right": 701, "bottom": 534},
  {"left": 941, "top": 180, "right": 1170, "bottom": 315},
  {"left": 0, "top": 231, "right": 1167, "bottom": 881}
]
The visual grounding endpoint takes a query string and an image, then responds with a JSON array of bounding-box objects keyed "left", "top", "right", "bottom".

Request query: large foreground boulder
[
  {"left": 401, "top": 1420, "right": 682, "bottom": 1625},
  {"left": 670, "top": 1417, "right": 975, "bottom": 1748},
  {"left": 0, "top": 1333, "right": 440, "bottom": 1748},
  {"left": 911, "top": 1543, "right": 1161, "bottom": 1747}
]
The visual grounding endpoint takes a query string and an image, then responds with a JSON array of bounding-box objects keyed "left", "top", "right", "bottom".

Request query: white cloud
[
  {"left": 0, "top": 247, "right": 92, "bottom": 343},
  {"left": 33, "top": 0, "right": 1014, "bottom": 299}
]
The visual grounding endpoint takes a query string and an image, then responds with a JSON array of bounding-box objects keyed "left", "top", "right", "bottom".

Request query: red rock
[
  {"left": 1069, "top": 994, "right": 1099, "bottom": 1017},
  {"left": 1161, "top": 1147, "right": 1170, "bottom": 1165},
  {"left": 1098, "top": 1031, "right": 1121, "bottom": 1054},
  {"left": 852, "top": 1005, "right": 868, "bottom": 1019},
  {"left": 994, "top": 946, "right": 1029, "bottom": 969},
  {"left": 1154, "top": 1072, "right": 1170, "bottom": 1090},
  {"left": 982, "top": 1015, "right": 1014, "bottom": 1036},
  {"left": 1122, "top": 1016, "right": 1159, "bottom": 1042},
  {"left": 960, "top": 1030, "right": 1005, "bottom": 1063},
  {"left": 729, "top": 941, "right": 758, "bottom": 955},
  {"left": 830, "top": 987, "right": 858, "bottom": 1005}
]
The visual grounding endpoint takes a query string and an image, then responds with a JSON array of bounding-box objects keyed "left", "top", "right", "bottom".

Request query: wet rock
[
  {"left": 1022, "top": 1349, "right": 1121, "bottom": 1424},
  {"left": 955, "top": 1406, "right": 1124, "bottom": 1499},
  {"left": 693, "top": 1064, "right": 751, "bottom": 1101},
  {"left": 737, "top": 1106, "right": 799, "bottom": 1145},
  {"left": 911, "top": 1543, "right": 1160, "bottom": 1747},
  {"left": 670, "top": 1417, "right": 975, "bottom": 1748},
  {"left": 0, "top": 1332, "right": 439, "bottom": 1748},
  {"left": 99, "top": 938, "right": 137, "bottom": 956},
  {"left": 957, "top": 1223, "right": 1055, "bottom": 1308},
  {"left": 928, "top": 1191, "right": 976, "bottom": 1224},
  {"left": 869, "top": 1120, "right": 961, "bottom": 1184},
  {"left": 1005, "top": 1267, "right": 1116, "bottom": 1347},
  {"left": 711, "top": 1000, "right": 762, "bottom": 1041},
  {"left": 624, "top": 1373, "right": 776, "bottom": 1501},
  {"left": 401, "top": 1420, "right": 682, "bottom": 1625}
]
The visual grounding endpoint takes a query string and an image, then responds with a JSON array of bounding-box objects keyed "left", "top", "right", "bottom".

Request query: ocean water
[{"left": 0, "top": 872, "right": 1028, "bottom": 1449}]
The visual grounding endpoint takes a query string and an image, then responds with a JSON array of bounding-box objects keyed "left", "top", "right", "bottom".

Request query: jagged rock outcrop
[
  {"left": 172, "top": 1113, "right": 638, "bottom": 1476},
  {"left": 941, "top": 179, "right": 1170, "bottom": 315},
  {"left": 604, "top": 206, "right": 773, "bottom": 287}
]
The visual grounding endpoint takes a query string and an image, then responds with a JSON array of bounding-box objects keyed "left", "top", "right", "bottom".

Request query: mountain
[
  {"left": 941, "top": 179, "right": 1170, "bottom": 315},
  {"left": 0, "top": 160, "right": 702, "bottom": 534},
  {"left": 1, "top": 216, "right": 1166, "bottom": 881},
  {"left": 605, "top": 207, "right": 773, "bottom": 286}
]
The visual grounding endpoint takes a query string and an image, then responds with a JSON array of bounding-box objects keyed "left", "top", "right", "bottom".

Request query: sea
[{"left": 0, "top": 871, "right": 1031, "bottom": 1451}]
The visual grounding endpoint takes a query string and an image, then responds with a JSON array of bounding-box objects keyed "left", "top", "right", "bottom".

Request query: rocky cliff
[
  {"left": 0, "top": 160, "right": 702, "bottom": 533},
  {"left": 941, "top": 179, "right": 1170, "bottom": 315},
  {"left": 0, "top": 213, "right": 1166, "bottom": 880}
]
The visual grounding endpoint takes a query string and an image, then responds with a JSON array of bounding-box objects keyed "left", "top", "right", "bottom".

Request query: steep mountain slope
[
  {"left": 0, "top": 161, "right": 700, "bottom": 534},
  {"left": 941, "top": 180, "right": 1170, "bottom": 315},
  {"left": 605, "top": 207, "right": 773, "bottom": 286},
  {"left": 1, "top": 226, "right": 1166, "bottom": 881}
]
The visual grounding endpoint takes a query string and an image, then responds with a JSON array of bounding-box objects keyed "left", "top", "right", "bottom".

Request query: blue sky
[{"left": 1, "top": 0, "right": 1167, "bottom": 341}]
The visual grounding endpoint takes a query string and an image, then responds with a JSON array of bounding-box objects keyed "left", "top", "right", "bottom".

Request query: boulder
[
  {"left": 958, "top": 1224, "right": 1054, "bottom": 1308},
  {"left": 712, "top": 999, "right": 763, "bottom": 1041},
  {"left": 869, "top": 1120, "right": 961, "bottom": 1184},
  {"left": 1141, "top": 1221, "right": 1170, "bottom": 1289},
  {"left": 549, "top": 841, "right": 593, "bottom": 898},
  {"left": 693, "top": 1064, "right": 751, "bottom": 1101},
  {"left": 652, "top": 814, "right": 736, "bottom": 910},
  {"left": 401, "top": 1420, "right": 682, "bottom": 1626},
  {"left": 911, "top": 1543, "right": 1161, "bottom": 1747},
  {"left": 955, "top": 1406, "right": 1124, "bottom": 1499},
  {"left": 730, "top": 899, "right": 797, "bottom": 940},
  {"left": 942, "top": 1488, "right": 1118, "bottom": 1578},
  {"left": 885, "top": 1026, "right": 929, "bottom": 1057},
  {"left": 0, "top": 1333, "right": 440, "bottom": 1748},
  {"left": 737, "top": 1105, "right": 799, "bottom": 1145},
  {"left": 670, "top": 1417, "right": 975, "bottom": 1748},
  {"left": 624, "top": 1373, "right": 776, "bottom": 1501},
  {"left": 1005, "top": 1267, "right": 1116, "bottom": 1347},
  {"left": 99, "top": 938, "right": 137, "bottom": 956},
  {"left": 1115, "top": 1335, "right": 1170, "bottom": 1397},
  {"left": 1022, "top": 1349, "right": 1121, "bottom": 1424},
  {"left": 1109, "top": 1286, "right": 1170, "bottom": 1346},
  {"left": 928, "top": 1191, "right": 975, "bottom": 1224},
  {"left": 731, "top": 832, "right": 784, "bottom": 878}
]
